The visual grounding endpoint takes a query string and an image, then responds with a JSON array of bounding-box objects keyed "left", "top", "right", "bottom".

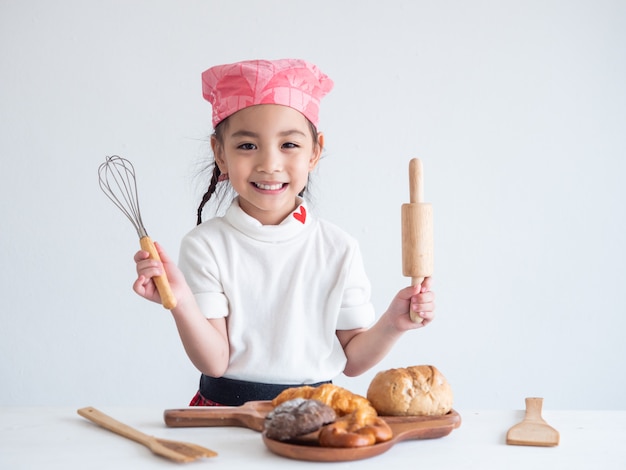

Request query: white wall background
[{"left": 1, "top": 0, "right": 624, "bottom": 410}]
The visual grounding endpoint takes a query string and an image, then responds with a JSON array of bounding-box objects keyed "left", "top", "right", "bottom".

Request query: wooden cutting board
[
  {"left": 164, "top": 402, "right": 461, "bottom": 462},
  {"left": 263, "top": 412, "right": 462, "bottom": 462}
]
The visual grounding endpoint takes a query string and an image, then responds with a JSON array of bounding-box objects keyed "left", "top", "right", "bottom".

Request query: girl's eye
[
  {"left": 238, "top": 143, "right": 256, "bottom": 150},
  {"left": 282, "top": 142, "right": 299, "bottom": 149}
]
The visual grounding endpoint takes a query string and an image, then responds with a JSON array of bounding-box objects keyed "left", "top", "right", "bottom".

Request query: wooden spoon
[
  {"left": 506, "top": 397, "right": 560, "bottom": 447},
  {"left": 77, "top": 407, "right": 217, "bottom": 463}
]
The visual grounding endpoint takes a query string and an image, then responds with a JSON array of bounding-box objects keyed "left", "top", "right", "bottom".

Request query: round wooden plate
[{"left": 262, "top": 410, "right": 461, "bottom": 462}]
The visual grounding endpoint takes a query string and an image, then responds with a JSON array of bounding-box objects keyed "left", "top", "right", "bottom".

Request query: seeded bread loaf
[{"left": 366, "top": 365, "right": 453, "bottom": 416}]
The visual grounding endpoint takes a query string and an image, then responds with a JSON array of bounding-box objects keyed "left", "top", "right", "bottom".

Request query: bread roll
[
  {"left": 366, "top": 365, "right": 453, "bottom": 416},
  {"left": 264, "top": 398, "right": 336, "bottom": 441}
]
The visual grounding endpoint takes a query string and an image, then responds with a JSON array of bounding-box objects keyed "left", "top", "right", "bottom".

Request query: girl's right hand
[{"left": 132, "top": 242, "right": 187, "bottom": 306}]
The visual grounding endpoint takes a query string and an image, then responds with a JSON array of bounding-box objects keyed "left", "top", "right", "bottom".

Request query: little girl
[{"left": 133, "top": 59, "right": 435, "bottom": 406}]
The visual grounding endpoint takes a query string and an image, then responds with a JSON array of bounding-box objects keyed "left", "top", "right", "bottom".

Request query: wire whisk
[{"left": 98, "top": 155, "right": 177, "bottom": 309}]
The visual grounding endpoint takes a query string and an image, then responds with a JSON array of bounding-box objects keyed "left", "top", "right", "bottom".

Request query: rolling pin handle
[
  {"left": 409, "top": 158, "right": 424, "bottom": 204},
  {"left": 411, "top": 276, "right": 424, "bottom": 289},
  {"left": 410, "top": 275, "right": 425, "bottom": 324}
]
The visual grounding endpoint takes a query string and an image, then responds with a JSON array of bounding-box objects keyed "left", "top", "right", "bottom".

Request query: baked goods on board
[
  {"left": 263, "top": 366, "right": 453, "bottom": 448},
  {"left": 367, "top": 365, "right": 453, "bottom": 416},
  {"left": 269, "top": 383, "right": 392, "bottom": 447}
]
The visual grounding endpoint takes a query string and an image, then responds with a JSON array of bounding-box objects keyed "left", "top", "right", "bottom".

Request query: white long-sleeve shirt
[{"left": 178, "top": 197, "right": 375, "bottom": 384}]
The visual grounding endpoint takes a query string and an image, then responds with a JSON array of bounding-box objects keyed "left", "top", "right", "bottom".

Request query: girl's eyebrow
[
  {"left": 229, "top": 129, "right": 307, "bottom": 139},
  {"left": 278, "top": 129, "right": 307, "bottom": 138},
  {"left": 230, "top": 130, "right": 258, "bottom": 139}
]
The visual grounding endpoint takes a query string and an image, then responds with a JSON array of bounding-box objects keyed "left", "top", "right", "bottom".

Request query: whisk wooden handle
[{"left": 140, "top": 236, "right": 177, "bottom": 310}]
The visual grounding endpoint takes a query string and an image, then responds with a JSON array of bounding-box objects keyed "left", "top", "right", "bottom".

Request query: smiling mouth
[{"left": 253, "top": 182, "right": 286, "bottom": 190}]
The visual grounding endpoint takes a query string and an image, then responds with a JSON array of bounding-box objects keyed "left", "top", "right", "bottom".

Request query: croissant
[{"left": 272, "top": 383, "right": 377, "bottom": 423}]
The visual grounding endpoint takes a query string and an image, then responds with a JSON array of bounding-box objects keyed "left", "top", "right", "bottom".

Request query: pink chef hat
[{"left": 201, "top": 58, "right": 334, "bottom": 129}]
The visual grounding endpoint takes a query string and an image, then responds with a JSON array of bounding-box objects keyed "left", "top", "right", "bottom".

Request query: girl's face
[{"left": 212, "top": 104, "right": 323, "bottom": 225}]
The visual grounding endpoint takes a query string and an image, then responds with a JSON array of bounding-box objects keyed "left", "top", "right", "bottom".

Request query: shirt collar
[{"left": 225, "top": 197, "right": 312, "bottom": 242}]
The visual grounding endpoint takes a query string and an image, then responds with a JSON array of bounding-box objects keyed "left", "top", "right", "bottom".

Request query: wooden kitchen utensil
[
  {"left": 401, "top": 158, "right": 434, "bottom": 322},
  {"left": 77, "top": 407, "right": 217, "bottom": 463},
  {"left": 506, "top": 397, "right": 560, "bottom": 447}
]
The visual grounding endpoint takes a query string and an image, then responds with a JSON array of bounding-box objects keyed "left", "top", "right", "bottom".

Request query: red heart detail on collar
[{"left": 293, "top": 205, "right": 306, "bottom": 224}]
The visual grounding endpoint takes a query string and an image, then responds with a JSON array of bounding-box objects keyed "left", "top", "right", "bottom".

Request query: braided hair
[
  {"left": 196, "top": 119, "right": 228, "bottom": 225},
  {"left": 196, "top": 165, "right": 222, "bottom": 225}
]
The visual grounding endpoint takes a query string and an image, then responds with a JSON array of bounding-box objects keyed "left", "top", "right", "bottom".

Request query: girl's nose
[{"left": 256, "top": 148, "right": 282, "bottom": 173}]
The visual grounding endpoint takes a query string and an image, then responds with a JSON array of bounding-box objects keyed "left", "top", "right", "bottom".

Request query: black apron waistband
[{"left": 198, "top": 374, "right": 332, "bottom": 406}]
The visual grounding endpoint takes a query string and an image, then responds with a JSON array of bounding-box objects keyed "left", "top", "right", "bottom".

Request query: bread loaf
[{"left": 366, "top": 365, "right": 453, "bottom": 416}]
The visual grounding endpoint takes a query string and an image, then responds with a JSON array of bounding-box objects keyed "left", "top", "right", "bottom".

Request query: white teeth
[{"left": 255, "top": 183, "right": 284, "bottom": 190}]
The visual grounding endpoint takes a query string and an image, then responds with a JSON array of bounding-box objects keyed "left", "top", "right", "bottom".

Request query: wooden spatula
[
  {"left": 77, "top": 407, "right": 217, "bottom": 463},
  {"left": 506, "top": 397, "right": 559, "bottom": 447}
]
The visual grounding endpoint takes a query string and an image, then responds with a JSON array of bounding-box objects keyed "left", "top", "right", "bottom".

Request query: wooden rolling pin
[{"left": 401, "top": 158, "right": 434, "bottom": 323}]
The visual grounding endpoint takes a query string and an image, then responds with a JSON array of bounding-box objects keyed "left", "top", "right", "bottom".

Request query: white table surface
[{"left": 1, "top": 407, "right": 624, "bottom": 469}]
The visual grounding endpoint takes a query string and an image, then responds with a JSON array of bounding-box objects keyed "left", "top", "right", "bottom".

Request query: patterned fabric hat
[{"left": 201, "top": 58, "right": 333, "bottom": 128}]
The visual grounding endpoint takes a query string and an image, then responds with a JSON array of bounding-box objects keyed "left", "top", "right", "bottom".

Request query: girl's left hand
[{"left": 388, "top": 277, "right": 435, "bottom": 329}]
